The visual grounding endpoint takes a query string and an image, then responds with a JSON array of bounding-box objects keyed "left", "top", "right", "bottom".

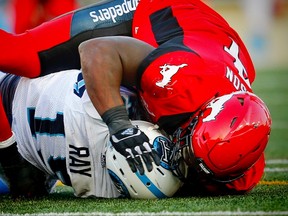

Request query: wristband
[{"left": 102, "top": 105, "right": 133, "bottom": 134}]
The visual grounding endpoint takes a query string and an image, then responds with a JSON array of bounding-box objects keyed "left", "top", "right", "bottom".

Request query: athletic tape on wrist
[{"left": 102, "top": 105, "right": 132, "bottom": 134}]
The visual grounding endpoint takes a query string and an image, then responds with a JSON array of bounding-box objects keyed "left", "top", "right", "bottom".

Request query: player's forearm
[
  {"left": 79, "top": 38, "right": 124, "bottom": 116},
  {"left": 79, "top": 36, "right": 154, "bottom": 115}
]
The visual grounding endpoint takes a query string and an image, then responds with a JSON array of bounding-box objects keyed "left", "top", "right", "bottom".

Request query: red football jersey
[
  {"left": 133, "top": 0, "right": 261, "bottom": 194},
  {"left": 133, "top": 0, "right": 255, "bottom": 130}
]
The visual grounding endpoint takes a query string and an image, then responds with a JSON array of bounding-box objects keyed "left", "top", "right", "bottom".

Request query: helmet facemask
[{"left": 170, "top": 116, "right": 200, "bottom": 181}]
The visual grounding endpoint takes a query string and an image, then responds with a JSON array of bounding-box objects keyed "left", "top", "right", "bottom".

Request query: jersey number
[{"left": 28, "top": 108, "right": 71, "bottom": 185}]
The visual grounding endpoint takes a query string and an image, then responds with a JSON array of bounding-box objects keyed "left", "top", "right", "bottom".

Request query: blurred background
[
  {"left": 207, "top": 0, "right": 288, "bottom": 70},
  {"left": 0, "top": 0, "right": 287, "bottom": 195},
  {"left": 1, "top": 0, "right": 287, "bottom": 70}
]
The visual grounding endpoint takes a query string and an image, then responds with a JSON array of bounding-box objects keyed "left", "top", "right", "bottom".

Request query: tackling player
[
  {"left": 0, "top": 0, "right": 272, "bottom": 196},
  {"left": 79, "top": 0, "right": 271, "bottom": 195}
]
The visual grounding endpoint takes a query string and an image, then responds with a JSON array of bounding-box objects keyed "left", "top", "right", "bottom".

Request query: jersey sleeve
[{"left": 224, "top": 153, "right": 265, "bottom": 193}]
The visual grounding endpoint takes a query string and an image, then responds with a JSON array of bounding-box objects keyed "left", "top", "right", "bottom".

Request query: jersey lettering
[
  {"left": 226, "top": 67, "right": 247, "bottom": 91},
  {"left": 89, "top": 0, "right": 138, "bottom": 23},
  {"left": 224, "top": 40, "right": 251, "bottom": 90},
  {"left": 69, "top": 145, "right": 91, "bottom": 177}
]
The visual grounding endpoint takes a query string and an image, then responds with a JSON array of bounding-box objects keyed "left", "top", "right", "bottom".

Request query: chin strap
[{"left": 211, "top": 172, "right": 245, "bottom": 183}]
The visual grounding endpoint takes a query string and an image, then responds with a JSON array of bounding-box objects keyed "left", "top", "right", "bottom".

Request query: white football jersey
[
  {"left": 0, "top": 71, "right": 6, "bottom": 80},
  {"left": 10, "top": 69, "right": 141, "bottom": 198}
]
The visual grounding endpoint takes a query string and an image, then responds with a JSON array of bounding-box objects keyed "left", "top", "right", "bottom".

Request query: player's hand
[{"left": 110, "top": 127, "right": 160, "bottom": 175}]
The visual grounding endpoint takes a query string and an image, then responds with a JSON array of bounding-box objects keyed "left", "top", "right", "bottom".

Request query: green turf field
[{"left": 0, "top": 68, "right": 287, "bottom": 216}]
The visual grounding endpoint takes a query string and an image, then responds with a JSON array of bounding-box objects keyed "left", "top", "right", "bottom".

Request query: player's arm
[
  {"left": 79, "top": 36, "right": 153, "bottom": 115},
  {"left": 79, "top": 36, "right": 159, "bottom": 175},
  {"left": 0, "top": 0, "right": 135, "bottom": 78}
]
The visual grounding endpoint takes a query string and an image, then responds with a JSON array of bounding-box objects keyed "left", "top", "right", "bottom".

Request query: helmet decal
[
  {"left": 153, "top": 136, "right": 172, "bottom": 170},
  {"left": 203, "top": 93, "right": 233, "bottom": 122},
  {"left": 108, "top": 169, "right": 130, "bottom": 198},
  {"left": 156, "top": 63, "right": 187, "bottom": 88}
]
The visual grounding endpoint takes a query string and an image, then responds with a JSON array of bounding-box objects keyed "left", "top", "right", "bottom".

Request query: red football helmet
[{"left": 170, "top": 91, "right": 272, "bottom": 182}]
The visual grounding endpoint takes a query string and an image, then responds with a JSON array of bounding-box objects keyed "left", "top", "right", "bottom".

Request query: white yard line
[
  {"left": 264, "top": 159, "right": 288, "bottom": 172},
  {"left": 266, "top": 159, "right": 288, "bottom": 164},
  {"left": 265, "top": 159, "right": 288, "bottom": 172},
  {"left": 2, "top": 211, "right": 288, "bottom": 216},
  {"left": 265, "top": 167, "right": 288, "bottom": 172}
]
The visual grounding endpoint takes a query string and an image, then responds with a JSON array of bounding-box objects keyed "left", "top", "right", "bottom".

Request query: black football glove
[
  {"left": 110, "top": 127, "right": 160, "bottom": 175},
  {"left": 102, "top": 105, "right": 160, "bottom": 175}
]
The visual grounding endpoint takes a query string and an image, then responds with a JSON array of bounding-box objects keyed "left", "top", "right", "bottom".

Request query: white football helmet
[{"left": 106, "top": 120, "right": 183, "bottom": 199}]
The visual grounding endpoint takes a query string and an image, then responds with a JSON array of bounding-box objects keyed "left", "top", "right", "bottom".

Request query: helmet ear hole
[
  {"left": 202, "top": 134, "right": 206, "bottom": 141},
  {"left": 119, "top": 169, "right": 125, "bottom": 176},
  {"left": 156, "top": 168, "right": 165, "bottom": 176},
  {"left": 237, "top": 97, "right": 245, "bottom": 106},
  {"left": 251, "top": 143, "right": 261, "bottom": 153},
  {"left": 146, "top": 182, "right": 151, "bottom": 187},
  {"left": 130, "top": 185, "right": 137, "bottom": 194},
  {"left": 230, "top": 117, "right": 238, "bottom": 128}
]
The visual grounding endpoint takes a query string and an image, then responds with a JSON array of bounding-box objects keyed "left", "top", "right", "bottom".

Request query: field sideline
[{"left": 0, "top": 68, "right": 287, "bottom": 215}]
